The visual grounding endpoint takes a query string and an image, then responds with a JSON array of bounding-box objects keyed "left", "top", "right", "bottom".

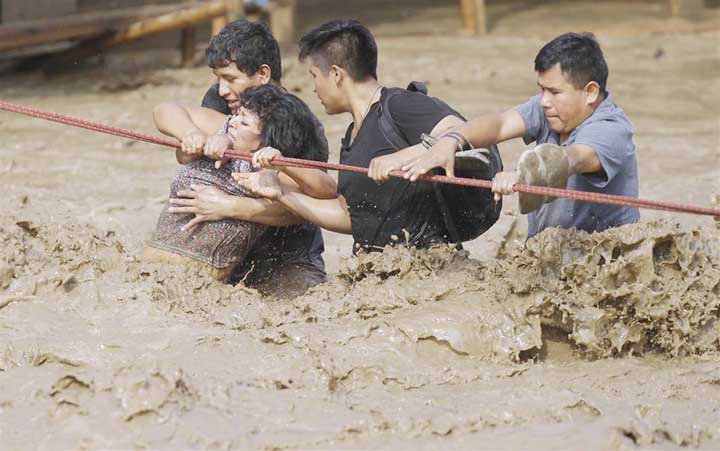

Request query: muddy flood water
[{"left": 1, "top": 1, "right": 719, "bottom": 449}]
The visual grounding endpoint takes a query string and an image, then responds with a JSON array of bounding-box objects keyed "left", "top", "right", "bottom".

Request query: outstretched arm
[
  {"left": 367, "top": 114, "right": 464, "bottom": 182},
  {"left": 276, "top": 190, "right": 351, "bottom": 234},
  {"left": 233, "top": 171, "right": 352, "bottom": 234},
  {"left": 252, "top": 147, "right": 338, "bottom": 199},
  {"left": 168, "top": 184, "right": 305, "bottom": 230},
  {"left": 153, "top": 102, "right": 228, "bottom": 164},
  {"left": 402, "top": 109, "right": 526, "bottom": 180}
]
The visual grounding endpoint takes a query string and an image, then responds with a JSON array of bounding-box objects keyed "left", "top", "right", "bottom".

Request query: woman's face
[{"left": 227, "top": 107, "right": 262, "bottom": 153}]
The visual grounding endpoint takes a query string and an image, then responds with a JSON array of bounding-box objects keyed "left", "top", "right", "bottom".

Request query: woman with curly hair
[{"left": 143, "top": 84, "right": 336, "bottom": 288}]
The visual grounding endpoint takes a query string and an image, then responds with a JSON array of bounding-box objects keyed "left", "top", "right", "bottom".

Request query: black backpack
[{"left": 377, "top": 82, "right": 503, "bottom": 243}]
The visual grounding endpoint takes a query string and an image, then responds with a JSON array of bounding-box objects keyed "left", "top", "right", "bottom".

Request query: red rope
[{"left": 1, "top": 100, "right": 718, "bottom": 217}]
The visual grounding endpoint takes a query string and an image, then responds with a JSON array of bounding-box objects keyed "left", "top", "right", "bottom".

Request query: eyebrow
[{"left": 537, "top": 81, "right": 560, "bottom": 90}]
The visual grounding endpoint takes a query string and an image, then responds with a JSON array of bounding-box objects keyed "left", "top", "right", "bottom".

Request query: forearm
[
  {"left": 452, "top": 112, "right": 505, "bottom": 148},
  {"left": 564, "top": 144, "right": 602, "bottom": 174},
  {"left": 154, "top": 102, "right": 200, "bottom": 140},
  {"left": 279, "top": 167, "right": 338, "bottom": 199},
  {"left": 226, "top": 196, "right": 305, "bottom": 226},
  {"left": 277, "top": 190, "right": 352, "bottom": 234}
]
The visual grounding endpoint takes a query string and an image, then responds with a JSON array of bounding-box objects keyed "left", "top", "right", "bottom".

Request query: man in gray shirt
[{"left": 390, "top": 32, "right": 639, "bottom": 238}]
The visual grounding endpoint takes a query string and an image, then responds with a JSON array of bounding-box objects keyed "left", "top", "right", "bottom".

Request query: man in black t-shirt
[
  {"left": 236, "top": 20, "right": 465, "bottom": 252},
  {"left": 160, "top": 20, "right": 332, "bottom": 296}
]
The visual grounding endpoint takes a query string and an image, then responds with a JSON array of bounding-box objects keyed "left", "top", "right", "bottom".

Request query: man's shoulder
[
  {"left": 384, "top": 86, "right": 439, "bottom": 111},
  {"left": 201, "top": 84, "right": 231, "bottom": 115},
  {"left": 586, "top": 95, "right": 632, "bottom": 130}
]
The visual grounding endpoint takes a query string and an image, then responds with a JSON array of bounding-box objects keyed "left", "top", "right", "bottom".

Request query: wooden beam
[
  {"left": 104, "top": 1, "right": 226, "bottom": 47},
  {"left": 0, "top": 22, "right": 117, "bottom": 52},
  {"left": 34, "top": 1, "right": 227, "bottom": 73},
  {"left": 0, "top": 3, "right": 200, "bottom": 52}
]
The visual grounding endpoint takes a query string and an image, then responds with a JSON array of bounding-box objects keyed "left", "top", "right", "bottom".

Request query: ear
[
  {"left": 329, "top": 64, "right": 345, "bottom": 86},
  {"left": 584, "top": 81, "right": 601, "bottom": 104},
  {"left": 255, "top": 64, "right": 273, "bottom": 85}
]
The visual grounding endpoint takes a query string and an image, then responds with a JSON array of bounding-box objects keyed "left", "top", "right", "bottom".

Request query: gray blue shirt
[{"left": 514, "top": 93, "right": 640, "bottom": 238}]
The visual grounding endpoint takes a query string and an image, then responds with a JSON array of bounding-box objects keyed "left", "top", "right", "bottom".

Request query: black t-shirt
[
  {"left": 338, "top": 87, "right": 458, "bottom": 251},
  {"left": 201, "top": 84, "right": 328, "bottom": 280}
]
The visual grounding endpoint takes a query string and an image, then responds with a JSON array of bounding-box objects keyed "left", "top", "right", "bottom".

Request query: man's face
[
  {"left": 213, "top": 64, "right": 266, "bottom": 113},
  {"left": 308, "top": 61, "right": 343, "bottom": 115},
  {"left": 537, "top": 63, "right": 594, "bottom": 137}
]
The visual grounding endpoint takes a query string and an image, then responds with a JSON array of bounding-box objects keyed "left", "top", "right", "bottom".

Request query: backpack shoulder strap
[
  {"left": 377, "top": 87, "right": 412, "bottom": 150},
  {"left": 378, "top": 83, "right": 465, "bottom": 245}
]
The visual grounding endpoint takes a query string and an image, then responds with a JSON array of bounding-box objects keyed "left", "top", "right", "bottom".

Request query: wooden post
[
  {"left": 211, "top": 16, "right": 228, "bottom": 36},
  {"left": 670, "top": 0, "right": 705, "bottom": 18},
  {"left": 459, "top": 0, "right": 477, "bottom": 33},
  {"left": 474, "top": 0, "right": 487, "bottom": 34},
  {"left": 225, "top": 0, "right": 244, "bottom": 21},
  {"left": 459, "top": 0, "right": 487, "bottom": 35},
  {"left": 670, "top": 0, "right": 681, "bottom": 16},
  {"left": 270, "top": 0, "right": 296, "bottom": 44},
  {"left": 180, "top": 26, "right": 196, "bottom": 67}
]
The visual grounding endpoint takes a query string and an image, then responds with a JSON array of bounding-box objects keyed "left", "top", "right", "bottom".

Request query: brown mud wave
[{"left": 3, "top": 214, "right": 718, "bottom": 360}]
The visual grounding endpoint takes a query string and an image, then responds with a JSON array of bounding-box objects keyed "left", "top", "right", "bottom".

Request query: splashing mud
[
  {"left": 2, "top": 212, "right": 719, "bottom": 448},
  {"left": 2, "top": 214, "right": 719, "bottom": 361}
]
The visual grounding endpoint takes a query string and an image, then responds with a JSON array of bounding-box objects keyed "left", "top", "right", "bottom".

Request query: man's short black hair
[
  {"left": 298, "top": 19, "right": 377, "bottom": 81},
  {"left": 206, "top": 19, "right": 281, "bottom": 82},
  {"left": 240, "top": 85, "right": 327, "bottom": 162},
  {"left": 535, "top": 32, "right": 608, "bottom": 97}
]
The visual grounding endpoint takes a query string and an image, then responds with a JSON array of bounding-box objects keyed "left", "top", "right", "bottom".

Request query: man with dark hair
[
  {"left": 237, "top": 19, "right": 496, "bottom": 252},
  {"left": 401, "top": 32, "right": 639, "bottom": 238},
  {"left": 145, "top": 19, "right": 334, "bottom": 296},
  {"left": 201, "top": 19, "right": 281, "bottom": 114}
]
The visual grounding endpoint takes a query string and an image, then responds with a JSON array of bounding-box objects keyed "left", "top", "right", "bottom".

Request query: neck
[
  {"left": 561, "top": 95, "right": 606, "bottom": 143},
  {"left": 347, "top": 79, "right": 382, "bottom": 125}
]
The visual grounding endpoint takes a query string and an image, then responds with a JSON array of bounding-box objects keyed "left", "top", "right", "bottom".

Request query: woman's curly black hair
[{"left": 239, "top": 84, "right": 328, "bottom": 163}]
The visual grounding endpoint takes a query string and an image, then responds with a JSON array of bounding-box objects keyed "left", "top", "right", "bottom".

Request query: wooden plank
[
  {"left": 103, "top": 1, "right": 226, "bottom": 47},
  {"left": 0, "top": 22, "right": 119, "bottom": 52},
  {"left": 2, "top": 0, "right": 77, "bottom": 23},
  {"left": 38, "top": 1, "right": 227, "bottom": 73},
  {"left": 0, "top": 3, "right": 195, "bottom": 52}
]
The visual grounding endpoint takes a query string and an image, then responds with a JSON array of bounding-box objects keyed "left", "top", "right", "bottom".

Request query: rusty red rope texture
[{"left": 1, "top": 100, "right": 718, "bottom": 217}]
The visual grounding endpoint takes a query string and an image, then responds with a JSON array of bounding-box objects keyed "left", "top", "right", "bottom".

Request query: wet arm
[
  {"left": 564, "top": 144, "right": 602, "bottom": 174},
  {"left": 152, "top": 102, "right": 227, "bottom": 164},
  {"left": 277, "top": 189, "right": 352, "bottom": 234},
  {"left": 278, "top": 168, "right": 338, "bottom": 199},
  {"left": 225, "top": 196, "right": 306, "bottom": 226}
]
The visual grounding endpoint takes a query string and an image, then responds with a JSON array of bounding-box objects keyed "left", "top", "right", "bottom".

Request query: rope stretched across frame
[{"left": 1, "top": 100, "right": 719, "bottom": 217}]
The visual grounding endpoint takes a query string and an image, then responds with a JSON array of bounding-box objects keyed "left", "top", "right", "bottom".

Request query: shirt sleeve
[
  {"left": 389, "top": 91, "right": 461, "bottom": 146},
  {"left": 573, "top": 118, "right": 634, "bottom": 188},
  {"left": 513, "top": 95, "right": 545, "bottom": 145},
  {"left": 201, "top": 84, "right": 231, "bottom": 115}
]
